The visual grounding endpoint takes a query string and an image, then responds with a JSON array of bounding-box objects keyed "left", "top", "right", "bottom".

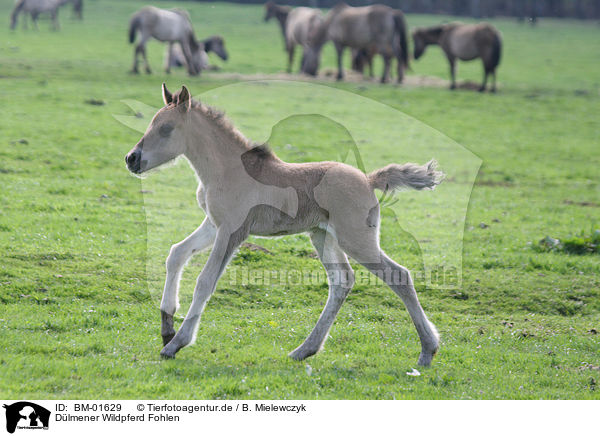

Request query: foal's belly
[{"left": 247, "top": 204, "right": 324, "bottom": 237}]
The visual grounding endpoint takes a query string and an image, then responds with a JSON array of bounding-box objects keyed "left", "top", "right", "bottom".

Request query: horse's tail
[
  {"left": 129, "top": 13, "right": 142, "bottom": 44},
  {"left": 10, "top": 0, "right": 26, "bottom": 30},
  {"left": 368, "top": 160, "right": 443, "bottom": 192},
  {"left": 393, "top": 11, "right": 410, "bottom": 70},
  {"left": 490, "top": 31, "right": 502, "bottom": 70}
]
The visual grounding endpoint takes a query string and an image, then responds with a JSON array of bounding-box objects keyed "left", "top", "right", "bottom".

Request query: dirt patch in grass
[{"left": 206, "top": 70, "right": 482, "bottom": 90}]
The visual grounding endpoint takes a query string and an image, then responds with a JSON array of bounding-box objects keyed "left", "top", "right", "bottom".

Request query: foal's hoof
[
  {"left": 160, "top": 347, "right": 176, "bottom": 360},
  {"left": 288, "top": 346, "right": 317, "bottom": 361},
  {"left": 417, "top": 352, "right": 436, "bottom": 367},
  {"left": 145, "top": 67, "right": 152, "bottom": 75},
  {"left": 129, "top": 69, "right": 139, "bottom": 75},
  {"left": 478, "top": 87, "right": 486, "bottom": 93}
]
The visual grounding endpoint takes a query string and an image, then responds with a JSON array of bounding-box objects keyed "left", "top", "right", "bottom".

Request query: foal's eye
[{"left": 159, "top": 123, "right": 174, "bottom": 137}]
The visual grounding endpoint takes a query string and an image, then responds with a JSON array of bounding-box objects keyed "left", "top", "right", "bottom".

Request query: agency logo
[{"left": 2, "top": 402, "right": 50, "bottom": 434}]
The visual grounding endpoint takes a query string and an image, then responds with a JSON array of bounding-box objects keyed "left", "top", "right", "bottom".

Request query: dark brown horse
[
  {"left": 304, "top": 3, "right": 409, "bottom": 83},
  {"left": 412, "top": 22, "right": 502, "bottom": 92}
]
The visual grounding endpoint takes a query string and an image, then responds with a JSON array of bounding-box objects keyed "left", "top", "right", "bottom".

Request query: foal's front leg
[
  {"left": 161, "top": 218, "right": 216, "bottom": 346},
  {"left": 161, "top": 226, "right": 246, "bottom": 358}
]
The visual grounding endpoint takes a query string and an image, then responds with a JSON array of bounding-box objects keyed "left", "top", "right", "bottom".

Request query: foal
[
  {"left": 412, "top": 23, "right": 502, "bottom": 92},
  {"left": 125, "top": 84, "right": 443, "bottom": 366}
]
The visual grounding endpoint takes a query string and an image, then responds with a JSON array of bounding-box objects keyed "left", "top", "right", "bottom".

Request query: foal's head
[
  {"left": 204, "top": 36, "right": 229, "bottom": 61},
  {"left": 125, "top": 84, "right": 193, "bottom": 174}
]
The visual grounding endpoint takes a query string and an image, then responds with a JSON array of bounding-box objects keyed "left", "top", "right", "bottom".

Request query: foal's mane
[{"left": 170, "top": 89, "right": 255, "bottom": 151}]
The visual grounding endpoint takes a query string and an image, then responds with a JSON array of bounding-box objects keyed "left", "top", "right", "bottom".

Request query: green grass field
[{"left": 0, "top": 0, "right": 599, "bottom": 399}]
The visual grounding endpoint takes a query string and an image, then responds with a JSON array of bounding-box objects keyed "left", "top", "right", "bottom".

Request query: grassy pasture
[{"left": 0, "top": 0, "right": 599, "bottom": 399}]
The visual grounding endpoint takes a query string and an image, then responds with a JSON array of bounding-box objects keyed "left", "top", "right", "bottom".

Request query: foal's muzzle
[{"left": 125, "top": 149, "right": 142, "bottom": 173}]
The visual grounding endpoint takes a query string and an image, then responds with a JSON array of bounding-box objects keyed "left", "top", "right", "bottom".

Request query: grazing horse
[
  {"left": 264, "top": 3, "right": 323, "bottom": 75},
  {"left": 10, "top": 0, "right": 69, "bottom": 31},
  {"left": 304, "top": 3, "right": 409, "bottom": 83},
  {"left": 263, "top": 1, "right": 291, "bottom": 49},
  {"left": 284, "top": 7, "right": 324, "bottom": 74},
  {"left": 165, "top": 36, "right": 228, "bottom": 74},
  {"left": 125, "top": 84, "right": 443, "bottom": 366},
  {"left": 129, "top": 6, "right": 202, "bottom": 76},
  {"left": 412, "top": 23, "right": 502, "bottom": 92}
]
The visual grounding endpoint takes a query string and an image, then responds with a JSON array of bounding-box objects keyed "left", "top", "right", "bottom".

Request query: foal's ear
[
  {"left": 162, "top": 83, "right": 173, "bottom": 105},
  {"left": 177, "top": 85, "right": 192, "bottom": 111}
]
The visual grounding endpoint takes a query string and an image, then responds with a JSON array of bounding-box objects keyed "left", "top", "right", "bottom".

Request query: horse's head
[
  {"left": 412, "top": 26, "right": 443, "bottom": 60},
  {"left": 125, "top": 84, "right": 192, "bottom": 175},
  {"left": 302, "top": 20, "right": 328, "bottom": 76},
  {"left": 205, "top": 36, "right": 229, "bottom": 61},
  {"left": 412, "top": 29, "right": 427, "bottom": 60},
  {"left": 264, "top": 1, "right": 276, "bottom": 22}
]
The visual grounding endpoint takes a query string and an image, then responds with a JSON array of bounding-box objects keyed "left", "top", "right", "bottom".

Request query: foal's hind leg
[
  {"left": 289, "top": 228, "right": 354, "bottom": 360},
  {"left": 339, "top": 231, "right": 439, "bottom": 366},
  {"left": 360, "top": 251, "right": 439, "bottom": 366},
  {"left": 161, "top": 218, "right": 216, "bottom": 346}
]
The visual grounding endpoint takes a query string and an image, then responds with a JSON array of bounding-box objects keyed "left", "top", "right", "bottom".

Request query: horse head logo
[{"left": 3, "top": 402, "right": 50, "bottom": 434}]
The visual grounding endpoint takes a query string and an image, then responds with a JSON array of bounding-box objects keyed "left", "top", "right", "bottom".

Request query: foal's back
[{"left": 241, "top": 148, "right": 378, "bottom": 238}]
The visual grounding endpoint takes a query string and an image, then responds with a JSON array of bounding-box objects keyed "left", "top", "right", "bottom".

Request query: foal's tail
[
  {"left": 393, "top": 11, "right": 410, "bottom": 70},
  {"left": 129, "top": 13, "right": 142, "bottom": 43},
  {"left": 10, "top": 0, "right": 26, "bottom": 30},
  {"left": 368, "top": 160, "right": 444, "bottom": 192}
]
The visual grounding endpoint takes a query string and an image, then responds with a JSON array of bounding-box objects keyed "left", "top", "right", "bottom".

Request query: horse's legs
[
  {"left": 31, "top": 13, "right": 39, "bottom": 31},
  {"left": 395, "top": 49, "right": 404, "bottom": 84},
  {"left": 289, "top": 228, "right": 354, "bottom": 360},
  {"left": 51, "top": 9, "right": 59, "bottom": 31},
  {"left": 447, "top": 56, "right": 457, "bottom": 90},
  {"left": 180, "top": 38, "right": 198, "bottom": 76},
  {"left": 161, "top": 225, "right": 247, "bottom": 358},
  {"left": 140, "top": 41, "right": 152, "bottom": 74},
  {"left": 334, "top": 42, "right": 345, "bottom": 81},
  {"left": 161, "top": 218, "right": 217, "bottom": 346},
  {"left": 166, "top": 42, "right": 174, "bottom": 74},
  {"left": 479, "top": 67, "right": 489, "bottom": 92},
  {"left": 380, "top": 54, "right": 391, "bottom": 83},
  {"left": 131, "top": 45, "right": 141, "bottom": 74},
  {"left": 286, "top": 43, "right": 295, "bottom": 73},
  {"left": 491, "top": 69, "right": 497, "bottom": 93}
]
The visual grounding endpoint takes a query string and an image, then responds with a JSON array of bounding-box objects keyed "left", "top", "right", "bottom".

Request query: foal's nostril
[{"left": 126, "top": 151, "right": 140, "bottom": 171}]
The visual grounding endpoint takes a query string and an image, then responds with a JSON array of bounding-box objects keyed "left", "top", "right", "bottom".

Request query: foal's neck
[{"left": 184, "top": 106, "right": 251, "bottom": 186}]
